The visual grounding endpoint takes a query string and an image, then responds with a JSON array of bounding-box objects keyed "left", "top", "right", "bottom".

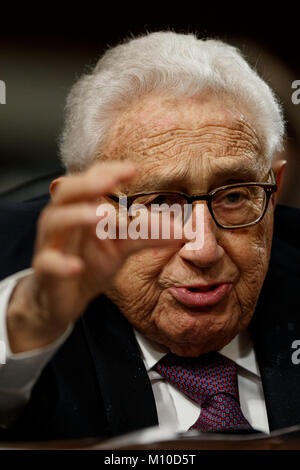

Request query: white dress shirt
[{"left": 0, "top": 269, "right": 269, "bottom": 433}]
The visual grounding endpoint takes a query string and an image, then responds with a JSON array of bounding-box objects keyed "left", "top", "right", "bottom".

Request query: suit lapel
[
  {"left": 80, "top": 295, "right": 158, "bottom": 437},
  {"left": 252, "top": 235, "right": 300, "bottom": 431}
]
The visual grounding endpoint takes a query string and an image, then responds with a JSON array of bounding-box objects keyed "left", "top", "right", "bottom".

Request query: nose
[{"left": 179, "top": 203, "right": 224, "bottom": 269}]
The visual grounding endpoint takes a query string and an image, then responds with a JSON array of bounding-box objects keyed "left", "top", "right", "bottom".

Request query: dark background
[{"left": 1, "top": 5, "right": 300, "bottom": 205}]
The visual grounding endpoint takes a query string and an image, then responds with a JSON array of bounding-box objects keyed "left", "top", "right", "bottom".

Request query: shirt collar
[
  {"left": 134, "top": 328, "right": 261, "bottom": 378},
  {"left": 219, "top": 329, "right": 261, "bottom": 377},
  {"left": 134, "top": 329, "right": 167, "bottom": 371}
]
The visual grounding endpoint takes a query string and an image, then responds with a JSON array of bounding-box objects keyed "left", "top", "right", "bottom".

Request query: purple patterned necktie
[{"left": 154, "top": 352, "right": 252, "bottom": 431}]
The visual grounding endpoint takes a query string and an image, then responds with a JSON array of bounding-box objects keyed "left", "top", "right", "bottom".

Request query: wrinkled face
[{"left": 101, "top": 92, "right": 275, "bottom": 356}]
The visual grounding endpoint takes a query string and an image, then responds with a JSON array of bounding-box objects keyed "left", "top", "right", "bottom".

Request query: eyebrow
[
  {"left": 126, "top": 165, "right": 263, "bottom": 194},
  {"left": 210, "top": 166, "right": 262, "bottom": 185}
]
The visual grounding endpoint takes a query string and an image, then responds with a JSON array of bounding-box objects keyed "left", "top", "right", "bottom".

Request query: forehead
[{"left": 102, "top": 92, "right": 267, "bottom": 191}]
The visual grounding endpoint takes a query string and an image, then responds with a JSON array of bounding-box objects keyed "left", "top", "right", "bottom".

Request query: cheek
[
  {"left": 107, "top": 246, "right": 178, "bottom": 317},
  {"left": 224, "top": 218, "right": 273, "bottom": 309},
  {"left": 224, "top": 214, "right": 272, "bottom": 271},
  {"left": 118, "top": 247, "right": 177, "bottom": 284}
]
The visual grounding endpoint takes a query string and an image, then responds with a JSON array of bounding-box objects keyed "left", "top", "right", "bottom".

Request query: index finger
[{"left": 54, "top": 161, "right": 136, "bottom": 205}]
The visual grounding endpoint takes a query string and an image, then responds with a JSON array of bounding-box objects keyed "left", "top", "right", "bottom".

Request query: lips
[{"left": 169, "top": 283, "right": 232, "bottom": 308}]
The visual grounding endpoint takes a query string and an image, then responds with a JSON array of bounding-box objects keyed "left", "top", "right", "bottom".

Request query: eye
[
  {"left": 214, "top": 188, "right": 249, "bottom": 208},
  {"left": 223, "top": 191, "right": 245, "bottom": 204}
]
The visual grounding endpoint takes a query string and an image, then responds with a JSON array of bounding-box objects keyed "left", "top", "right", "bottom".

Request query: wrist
[{"left": 6, "top": 274, "right": 68, "bottom": 354}]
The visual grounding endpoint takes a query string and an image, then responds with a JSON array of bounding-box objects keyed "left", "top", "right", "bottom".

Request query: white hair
[{"left": 59, "top": 31, "right": 285, "bottom": 173}]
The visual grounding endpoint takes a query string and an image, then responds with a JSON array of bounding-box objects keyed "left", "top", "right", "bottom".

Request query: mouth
[{"left": 168, "top": 283, "right": 232, "bottom": 308}]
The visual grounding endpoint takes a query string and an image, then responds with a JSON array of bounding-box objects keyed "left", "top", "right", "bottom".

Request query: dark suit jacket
[{"left": 0, "top": 195, "right": 300, "bottom": 440}]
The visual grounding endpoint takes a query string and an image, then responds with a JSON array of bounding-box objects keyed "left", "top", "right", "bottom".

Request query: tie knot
[{"left": 154, "top": 351, "right": 239, "bottom": 406}]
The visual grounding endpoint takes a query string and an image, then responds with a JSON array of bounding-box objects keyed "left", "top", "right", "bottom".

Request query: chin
[
  {"left": 168, "top": 344, "right": 209, "bottom": 357},
  {"left": 159, "top": 335, "right": 231, "bottom": 358},
  {"left": 149, "top": 316, "right": 233, "bottom": 358},
  {"left": 154, "top": 319, "right": 242, "bottom": 357}
]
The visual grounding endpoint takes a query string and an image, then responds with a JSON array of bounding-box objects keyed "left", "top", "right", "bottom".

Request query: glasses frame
[{"left": 108, "top": 168, "right": 278, "bottom": 229}]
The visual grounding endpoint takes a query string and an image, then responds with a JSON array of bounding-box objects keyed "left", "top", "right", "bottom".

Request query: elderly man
[{"left": 0, "top": 31, "right": 299, "bottom": 441}]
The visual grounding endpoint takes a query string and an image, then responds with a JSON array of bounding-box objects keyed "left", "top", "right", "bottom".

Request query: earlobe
[
  {"left": 49, "top": 177, "right": 65, "bottom": 202},
  {"left": 271, "top": 159, "right": 287, "bottom": 205},
  {"left": 273, "top": 160, "right": 287, "bottom": 192}
]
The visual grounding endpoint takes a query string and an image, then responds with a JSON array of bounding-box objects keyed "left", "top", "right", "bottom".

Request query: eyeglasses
[{"left": 108, "top": 169, "right": 277, "bottom": 229}]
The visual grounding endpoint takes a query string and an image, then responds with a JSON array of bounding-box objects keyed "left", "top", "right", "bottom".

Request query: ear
[
  {"left": 49, "top": 176, "right": 66, "bottom": 202},
  {"left": 271, "top": 159, "right": 287, "bottom": 206}
]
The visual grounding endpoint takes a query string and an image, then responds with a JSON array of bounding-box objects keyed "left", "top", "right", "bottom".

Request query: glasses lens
[
  {"left": 133, "top": 193, "right": 185, "bottom": 218},
  {"left": 130, "top": 194, "right": 187, "bottom": 239},
  {"left": 211, "top": 185, "right": 266, "bottom": 227}
]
